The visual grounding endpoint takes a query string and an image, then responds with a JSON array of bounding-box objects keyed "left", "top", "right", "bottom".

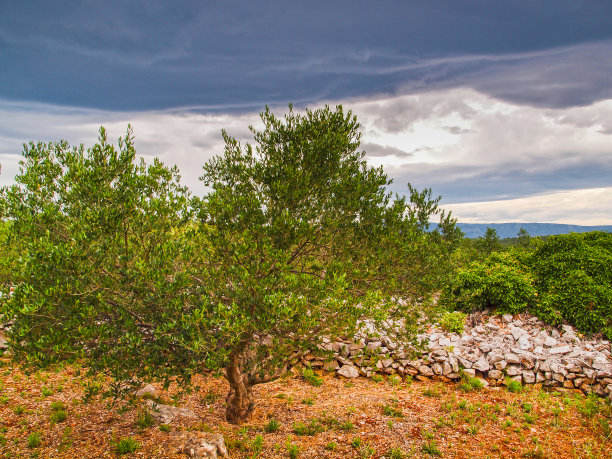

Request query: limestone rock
[
  {"left": 337, "top": 365, "right": 359, "bottom": 378},
  {"left": 145, "top": 401, "right": 197, "bottom": 424},
  {"left": 135, "top": 384, "right": 157, "bottom": 398},
  {"left": 177, "top": 432, "right": 228, "bottom": 458},
  {"left": 473, "top": 358, "right": 490, "bottom": 372}
]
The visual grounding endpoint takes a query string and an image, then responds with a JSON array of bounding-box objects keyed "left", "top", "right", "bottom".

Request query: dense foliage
[
  {"left": 0, "top": 105, "right": 460, "bottom": 423},
  {"left": 443, "top": 231, "right": 612, "bottom": 338}
]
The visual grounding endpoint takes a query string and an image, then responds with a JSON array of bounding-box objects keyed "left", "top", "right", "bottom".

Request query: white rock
[
  {"left": 337, "top": 365, "right": 360, "bottom": 378},
  {"left": 517, "top": 335, "right": 532, "bottom": 350},
  {"left": 549, "top": 346, "right": 572, "bottom": 355},
  {"left": 473, "top": 358, "right": 490, "bottom": 372},
  {"left": 135, "top": 384, "right": 156, "bottom": 398},
  {"left": 505, "top": 353, "right": 521, "bottom": 364},
  {"left": 522, "top": 371, "right": 536, "bottom": 384},
  {"left": 510, "top": 326, "right": 526, "bottom": 340},
  {"left": 145, "top": 401, "right": 197, "bottom": 424},
  {"left": 177, "top": 432, "right": 228, "bottom": 459}
]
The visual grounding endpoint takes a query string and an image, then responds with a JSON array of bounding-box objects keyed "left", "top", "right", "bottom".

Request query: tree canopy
[{"left": 1, "top": 105, "right": 459, "bottom": 423}]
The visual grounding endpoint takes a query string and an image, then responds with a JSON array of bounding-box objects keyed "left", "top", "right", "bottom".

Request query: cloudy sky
[{"left": 1, "top": 0, "right": 612, "bottom": 224}]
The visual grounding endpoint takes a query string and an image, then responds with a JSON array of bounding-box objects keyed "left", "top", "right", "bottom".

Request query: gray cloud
[{"left": 362, "top": 143, "right": 414, "bottom": 158}]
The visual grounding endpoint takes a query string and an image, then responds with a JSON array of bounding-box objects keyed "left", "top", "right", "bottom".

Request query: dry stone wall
[{"left": 300, "top": 311, "right": 612, "bottom": 401}]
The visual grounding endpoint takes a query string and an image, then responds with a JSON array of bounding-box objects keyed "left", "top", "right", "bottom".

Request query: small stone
[
  {"left": 366, "top": 341, "right": 382, "bottom": 352},
  {"left": 517, "top": 335, "right": 532, "bottom": 350},
  {"left": 177, "top": 432, "right": 228, "bottom": 458},
  {"left": 323, "top": 360, "right": 340, "bottom": 371},
  {"left": 543, "top": 336, "right": 557, "bottom": 347},
  {"left": 503, "top": 314, "right": 513, "bottom": 323},
  {"left": 145, "top": 401, "right": 197, "bottom": 424},
  {"left": 419, "top": 365, "right": 434, "bottom": 377},
  {"left": 462, "top": 368, "right": 476, "bottom": 378},
  {"left": 337, "top": 365, "right": 360, "bottom": 378},
  {"left": 473, "top": 358, "right": 490, "bottom": 372},
  {"left": 549, "top": 346, "right": 572, "bottom": 355},
  {"left": 494, "top": 360, "right": 507, "bottom": 370},
  {"left": 488, "top": 369, "right": 503, "bottom": 379},
  {"left": 522, "top": 371, "right": 536, "bottom": 384},
  {"left": 506, "top": 365, "right": 522, "bottom": 377},
  {"left": 505, "top": 353, "right": 521, "bottom": 364},
  {"left": 510, "top": 326, "right": 526, "bottom": 340},
  {"left": 135, "top": 384, "right": 156, "bottom": 398}
]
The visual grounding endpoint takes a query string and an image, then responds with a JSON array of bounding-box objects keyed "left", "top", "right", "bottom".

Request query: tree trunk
[{"left": 225, "top": 353, "right": 254, "bottom": 424}]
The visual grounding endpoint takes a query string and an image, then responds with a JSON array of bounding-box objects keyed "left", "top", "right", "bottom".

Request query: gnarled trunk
[{"left": 225, "top": 353, "right": 254, "bottom": 424}]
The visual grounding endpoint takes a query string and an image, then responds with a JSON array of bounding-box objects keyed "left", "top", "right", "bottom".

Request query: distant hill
[{"left": 457, "top": 223, "right": 612, "bottom": 239}]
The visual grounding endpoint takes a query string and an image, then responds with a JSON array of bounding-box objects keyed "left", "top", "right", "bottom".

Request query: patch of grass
[
  {"left": 287, "top": 442, "right": 299, "bottom": 458},
  {"left": 360, "top": 443, "right": 375, "bottom": 458},
  {"left": 422, "top": 439, "right": 441, "bottom": 456},
  {"left": 292, "top": 419, "right": 324, "bottom": 436},
  {"left": 371, "top": 374, "right": 384, "bottom": 383},
  {"left": 50, "top": 400, "right": 66, "bottom": 411},
  {"left": 467, "top": 424, "right": 479, "bottom": 435},
  {"left": 159, "top": 424, "right": 171, "bottom": 432},
  {"left": 201, "top": 390, "right": 220, "bottom": 405},
  {"left": 351, "top": 437, "right": 362, "bottom": 448},
  {"left": 506, "top": 378, "right": 523, "bottom": 393},
  {"left": 301, "top": 397, "right": 314, "bottom": 405},
  {"left": 388, "top": 446, "right": 407, "bottom": 458},
  {"left": 578, "top": 394, "right": 600, "bottom": 418},
  {"left": 301, "top": 367, "right": 323, "bottom": 387},
  {"left": 13, "top": 404, "right": 25, "bottom": 415},
  {"left": 41, "top": 386, "right": 53, "bottom": 397},
  {"left": 50, "top": 409, "right": 68, "bottom": 423},
  {"left": 135, "top": 409, "right": 154, "bottom": 429},
  {"left": 0, "top": 395, "right": 10, "bottom": 405},
  {"left": 325, "top": 441, "right": 337, "bottom": 451},
  {"left": 114, "top": 437, "right": 139, "bottom": 455},
  {"left": 459, "top": 375, "right": 485, "bottom": 392},
  {"left": 339, "top": 420, "right": 354, "bottom": 431},
  {"left": 27, "top": 432, "right": 42, "bottom": 448},
  {"left": 251, "top": 434, "right": 264, "bottom": 457},
  {"left": 382, "top": 403, "right": 404, "bottom": 418},
  {"left": 423, "top": 388, "right": 440, "bottom": 398},
  {"left": 265, "top": 419, "right": 280, "bottom": 433}
]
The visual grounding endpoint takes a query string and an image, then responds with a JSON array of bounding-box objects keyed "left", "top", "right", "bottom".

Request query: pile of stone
[{"left": 300, "top": 311, "right": 612, "bottom": 401}]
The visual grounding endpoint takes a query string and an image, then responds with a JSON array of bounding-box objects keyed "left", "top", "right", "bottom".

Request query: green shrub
[
  {"left": 439, "top": 311, "right": 466, "bottom": 334},
  {"left": 531, "top": 232, "right": 612, "bottom": 338},
  {"left": 442, "top": 251, "right": 537, "bottom": 314}
]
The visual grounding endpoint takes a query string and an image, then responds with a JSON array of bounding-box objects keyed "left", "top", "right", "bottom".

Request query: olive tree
[
  {"left": 194, "top": 105, "right": 459, "bottom": 422},
  {"left": 1, "top": 106, "right": 459, "bottom": 425}
]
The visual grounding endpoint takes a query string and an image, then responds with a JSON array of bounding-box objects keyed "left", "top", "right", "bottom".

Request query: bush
[
  {"left": 439, "top": 311, "right": 466, "bottom": 334},
  {"left": 442, "top": 251, "right": 537, "bottom": 314},
  {"left": 531, "top": 232, "right": 612, "bottom": 338}
]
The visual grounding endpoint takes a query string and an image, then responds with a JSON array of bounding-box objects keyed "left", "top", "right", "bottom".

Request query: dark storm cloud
[{"left": 2, "top": 0, "right": 612, "bottom": 111}]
